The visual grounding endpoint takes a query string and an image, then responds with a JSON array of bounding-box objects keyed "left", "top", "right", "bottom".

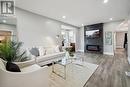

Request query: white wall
[
  {"left": 128, "top": 14, "right": 130, "bottom": 64},
  {"left": 78, "top": 27, "right": 84, "bottom": 52},
  {"left": 15, "top": 8, "right": 78, "bottom": 49},
  {"left": 75, "top": 28, "right": 80, "bottom": 52},
  {"left": 103, "top": 20, "right": 126, "bottom": 55}
]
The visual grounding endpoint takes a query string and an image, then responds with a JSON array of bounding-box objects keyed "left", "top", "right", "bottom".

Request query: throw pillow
[
  {"left": 6, "top": 62, "right": 21, "bottom": 72},
  {"left": 38, "top": 47, "right": 46, "bottom": 56},
  {"left": 54, "top": 45, "right": 60, "bottom": 52},
  {"left": 26, "top": 48, "right": 35, "bottom": 59},
  {"left": 30, "top": 47, "right": 39, "bottom": 57}
]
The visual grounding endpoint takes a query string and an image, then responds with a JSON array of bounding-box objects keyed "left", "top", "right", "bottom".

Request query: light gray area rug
[{"left": 50, "top": 61, "right": 98, "bottom": 87}]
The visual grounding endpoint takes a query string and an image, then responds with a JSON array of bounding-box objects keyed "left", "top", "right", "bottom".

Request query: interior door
[{"left": 116, "top": 32, "right": 125, "bottom": 48}]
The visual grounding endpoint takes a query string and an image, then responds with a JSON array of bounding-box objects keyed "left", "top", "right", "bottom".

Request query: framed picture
[{"left": 105, "top": 32, "right": 112, "bottom": 45}]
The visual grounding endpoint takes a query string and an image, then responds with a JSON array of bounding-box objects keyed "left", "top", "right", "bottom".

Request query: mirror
[{"left": 0, "top": 16, "right": 17, "bottom": 43}]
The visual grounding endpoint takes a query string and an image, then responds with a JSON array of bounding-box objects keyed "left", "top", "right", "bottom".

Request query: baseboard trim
[
  {"left": 77, "top": 50, "right": 84, "bottom": 52},
  {"left": 128, "top": 57, "right": 130, "bottom": 64},
  {"left": 103, "top": 52, "right": 114, "bottom": 55}
]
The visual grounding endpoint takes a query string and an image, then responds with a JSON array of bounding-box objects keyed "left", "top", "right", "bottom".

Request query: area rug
[{"left": 49, "top": 61, "right": 98, "bottom": 87}]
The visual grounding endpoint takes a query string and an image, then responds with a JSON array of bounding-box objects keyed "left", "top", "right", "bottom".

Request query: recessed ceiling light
[
  {"left": 82, "top": 24, "right": 84, "bottom": 26},
  {"left": 2, "top": 20, "right": 6, "bottom": 23},
  {"left": 109, "top": 18, "right": 113, "bottom": 20},
  {"left": 61, "top": 31, "right": 65, "bottom": 35},
  {"left": 46, "top": 21, "right": 51, "bottom": 24},
  {"left": 103, "top": 0, "right": 108, "bottom": 3},
  {"left": 62, "top": 16, "right": 66, "bottom": 19}
]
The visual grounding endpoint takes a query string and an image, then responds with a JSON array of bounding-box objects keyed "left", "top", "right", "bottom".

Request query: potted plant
[
  {"left": 0, "top": 41, "right": 27, "bottom": 62},
  {"left": 65, "top": 47, "right": 74, "bottom": 57}
]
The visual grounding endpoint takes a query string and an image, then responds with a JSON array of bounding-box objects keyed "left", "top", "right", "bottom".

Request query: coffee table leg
[
  {"left": 52, "top": 61, "right": 55, "bottom": 73},
  {"left": 64, "top": 65, "right": 66, "bottom": 79},
  {"left": 52, "top": 61, "right": 66, "bottom": 79}
]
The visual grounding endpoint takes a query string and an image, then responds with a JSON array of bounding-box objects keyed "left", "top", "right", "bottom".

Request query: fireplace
[
  {"left": 84, "top": 23, "right": 103, "bottom": 53},
  {"left": 86, "top": 45, "right": 100, "bottom": 51}
]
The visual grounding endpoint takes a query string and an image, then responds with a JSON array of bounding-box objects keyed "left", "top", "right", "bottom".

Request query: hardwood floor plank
[
  {"left": 81, "top": 51, "right": 130, "bottom": 87},
  {"left": 50, "top": 50, "right": 130, "bottom": 87}
]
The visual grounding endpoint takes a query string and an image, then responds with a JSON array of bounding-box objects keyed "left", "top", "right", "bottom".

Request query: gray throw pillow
[{"left": 30, "top": 47, "right": 39, "bottom": 57}]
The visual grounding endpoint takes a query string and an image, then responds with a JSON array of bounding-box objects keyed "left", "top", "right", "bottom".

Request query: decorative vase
[{"left": 66, "top": 51, "right": 70, "bottom": 59}]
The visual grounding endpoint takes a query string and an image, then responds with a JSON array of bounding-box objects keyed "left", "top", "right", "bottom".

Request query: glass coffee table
[
  {"left": 52, "top": 56, "right": 84, "bottom": 79},
  {"left": 52, "top": 58, "right": 72, "bottom": 79}
]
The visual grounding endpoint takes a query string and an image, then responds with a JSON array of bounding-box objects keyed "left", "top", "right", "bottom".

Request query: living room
[{"left": 0, "top": 0, "right": 130, "bottom": 87}]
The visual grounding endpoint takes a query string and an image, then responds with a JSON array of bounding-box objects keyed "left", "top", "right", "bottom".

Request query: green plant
[
  {"left": 65, "top": 47, "right": 74, "bottom": 57},
  {"left": 0, "top": 41, "right": 27, "bottom": 62}
]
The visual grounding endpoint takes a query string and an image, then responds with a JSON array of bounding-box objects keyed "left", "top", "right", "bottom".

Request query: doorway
[
  {"left": 115, "top": 32, "right": 128, "bottom": 55},
  {"left": 61, "top": 30, "right": 75, "bottom": 46},
  {"left": 61, "top": 25, "right": 76, "bottom": 52},
  {"left": 0, "top": 30, "right": 12, "bottom": 43}
]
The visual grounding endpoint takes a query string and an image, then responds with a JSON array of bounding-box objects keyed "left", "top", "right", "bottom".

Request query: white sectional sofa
[
  {"left": 37, "top": 52, "right": 65, "bottom": 66},
  {"left": 0, "top": 46, "right": 65, "bottom": 87},
  {"left": 0, "top": 59, "right": 49, "bottom": 87},
  {"left": 1, "top": 46, "right": 65, "bottom": 68},
  {"left": 18, "top": 52, "right": 65, "bottom": 67},
  {"left": 11, "top": 52, "right": 65, "bottom": 68},
  {"left": 15, "top": 46, "right": 65, "bottom": 68}
]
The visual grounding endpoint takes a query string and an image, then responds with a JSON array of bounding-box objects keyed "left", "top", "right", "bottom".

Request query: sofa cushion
[
  {"left": 46, "top": 48, "right": 55, "bottom": 54},
  {"left": 6, "top": 62, "right": 21, "bottom": 72},
  {"left": 21, "top": 64, "right": 41, "bottom": 72}
]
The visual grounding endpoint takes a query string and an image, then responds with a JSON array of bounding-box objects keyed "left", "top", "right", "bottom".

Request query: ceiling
[{"left": 16, "top": 0, "right": 130, "bottom": 27}]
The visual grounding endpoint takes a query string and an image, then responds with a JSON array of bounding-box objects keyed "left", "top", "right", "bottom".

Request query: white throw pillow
[
  {"left": 38, "top": 47, "right": 46, "bottom": 56},
  {"left": 54, "top": 45, "right": 60, "bottom": 53}
]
